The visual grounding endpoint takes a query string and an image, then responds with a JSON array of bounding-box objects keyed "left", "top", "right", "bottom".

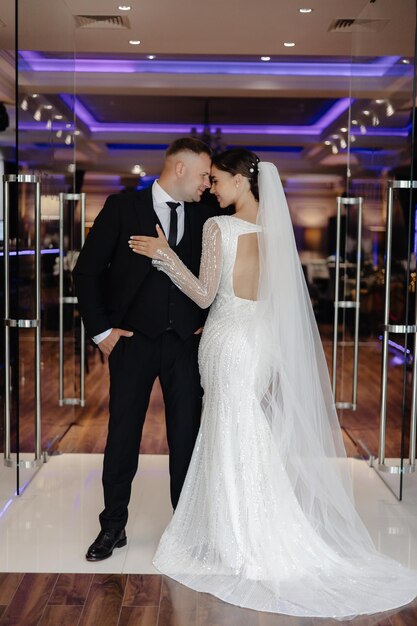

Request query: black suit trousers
[{"left": 99, "top": 329, "right": 202, "bottom": 531}]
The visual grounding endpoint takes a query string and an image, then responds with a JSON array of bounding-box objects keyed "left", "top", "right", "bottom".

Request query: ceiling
[
  {"left": 2, "top": 0, "right": 415, "bottom": 56},
  {"left": 0, "top": 0, "right": 416, "bottom": 186}
]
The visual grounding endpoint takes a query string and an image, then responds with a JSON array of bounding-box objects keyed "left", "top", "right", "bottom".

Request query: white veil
[
  {"left": 254, "top": 162, "right": 375, "bottom": 556},
  {"left": 153, "top": 160, "right": 417, "bottom": 617}
]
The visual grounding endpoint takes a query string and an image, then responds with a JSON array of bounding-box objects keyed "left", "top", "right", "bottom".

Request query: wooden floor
[
  {"left": 0, "top": 331, "right": 415, "bottom": 626},
  {"left": 1, "top": 337, "right": 169, "bottom": 457},
  {"left": 0, "top": 572, "right": 416, "bottom": 626},
  {"left": 2, "top": 329, "right": 411, "bottom": 460}
]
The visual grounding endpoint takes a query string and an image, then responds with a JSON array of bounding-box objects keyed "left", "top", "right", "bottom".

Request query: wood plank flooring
[
  {"left": 0, "top": 573, "right": 416, "bottom": 626},
  {"left": 1, "top": 331, "right": 416, "bottom": 626},
  {"left": 321, "top": 337, "right": 412, "bottom": 460},
  {"left": 2, "top": 329, "right": 411, "bottom": 459}
]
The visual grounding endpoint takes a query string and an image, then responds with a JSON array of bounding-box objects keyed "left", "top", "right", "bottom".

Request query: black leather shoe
[{"left": 86, "top": 528, "right": 127, "bottom": 561}]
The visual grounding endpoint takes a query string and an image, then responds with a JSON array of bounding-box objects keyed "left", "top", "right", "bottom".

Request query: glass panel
[
  {"left": 0, "top": 0, "right": 81, "bottom": 499},
  {"left": 341, "top": 1, "right": 417, "bottom": 499},
  {"left": 0, "top": 1, "right": 21, "bottom": 503},
  {"left": 3, "top": 0, "right": 415, "bottom": 506},
  {"left": 18, "top": 0, "right": 82, "bottom": 477}
]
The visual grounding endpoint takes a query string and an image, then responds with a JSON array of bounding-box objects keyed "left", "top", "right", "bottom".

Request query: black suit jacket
[{"left": 73, "top": 186, "right": 226, "bottom": 338}]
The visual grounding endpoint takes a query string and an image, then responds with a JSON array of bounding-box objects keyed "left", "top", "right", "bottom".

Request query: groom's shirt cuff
[{"left": 93, "top": 328, "right": 112, "bottom": 344}]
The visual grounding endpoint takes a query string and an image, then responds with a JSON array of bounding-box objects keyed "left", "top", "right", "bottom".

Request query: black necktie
[{"left": 166, "top": 201, "right": 180, "bottom": 248}]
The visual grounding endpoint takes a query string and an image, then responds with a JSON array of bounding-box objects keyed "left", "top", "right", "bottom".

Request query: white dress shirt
[{"left": 93, "top": 180, "right": 184, "bottom": 344}]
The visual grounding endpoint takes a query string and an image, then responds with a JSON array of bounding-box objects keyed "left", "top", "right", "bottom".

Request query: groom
[{"left": 74, "top": 138, "right": 218, "bottom": 561}]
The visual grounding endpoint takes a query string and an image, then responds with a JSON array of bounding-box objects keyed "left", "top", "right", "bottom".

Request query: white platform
[{"left": 0, "top": 454, "right": 416, "bottom": 574}]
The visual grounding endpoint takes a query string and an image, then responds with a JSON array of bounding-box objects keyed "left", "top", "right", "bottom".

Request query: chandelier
[{"left": 191, "top": 100, "right": 226, "bottom": 155}]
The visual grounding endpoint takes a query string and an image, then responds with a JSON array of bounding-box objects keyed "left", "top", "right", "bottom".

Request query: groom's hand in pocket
[{"left": 98, "top": 328, "right": 133, "bottom": 357}]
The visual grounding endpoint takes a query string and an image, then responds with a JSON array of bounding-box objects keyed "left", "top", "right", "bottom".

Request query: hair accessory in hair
[{"left": 249, "top": 159, "right": 259, "bottom": 174}]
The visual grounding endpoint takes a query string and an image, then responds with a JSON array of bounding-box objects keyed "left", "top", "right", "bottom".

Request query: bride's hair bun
[{"left": 212, "top": 148, "right": 260, "bottom": 201}]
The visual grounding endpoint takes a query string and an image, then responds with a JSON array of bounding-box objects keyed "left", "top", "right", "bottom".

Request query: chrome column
[
  {"left": 58, "top": 192, "right": 85, "bottom": 407},
  {"left": 3, "top": 174, "right": 44, "bottom": 469},
  {"left": 332, "top": 196, "right": 363, "bottom": 411},
  {"left": 378, "top": 180, "right": 417, "bottom": 474}
]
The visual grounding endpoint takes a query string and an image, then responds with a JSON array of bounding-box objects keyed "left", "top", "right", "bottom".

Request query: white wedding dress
[{"left": 151, "top": 212, "right": 417, "bottom": 619}]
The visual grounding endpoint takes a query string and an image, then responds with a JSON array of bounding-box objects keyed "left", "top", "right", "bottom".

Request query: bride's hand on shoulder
[{"left": 129, "top": 224, "right": 169, "bottom": 259}]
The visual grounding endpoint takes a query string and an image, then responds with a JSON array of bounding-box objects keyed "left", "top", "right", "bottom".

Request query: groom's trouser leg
[
  {"left": 159, "top": 331, "right": 202, "bottom": 509},
  {"left": 99, "top": 332, "right": 159, "bottom": 530}
]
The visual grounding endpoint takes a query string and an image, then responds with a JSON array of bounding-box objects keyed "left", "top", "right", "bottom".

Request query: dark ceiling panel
[{"left": 77, "top": 95, "right": 337, "bottom": 126}]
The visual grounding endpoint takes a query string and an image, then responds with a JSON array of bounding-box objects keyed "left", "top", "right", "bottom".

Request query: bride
[{"left": 129, "top": 148, "right": 417, "bottom": 619}]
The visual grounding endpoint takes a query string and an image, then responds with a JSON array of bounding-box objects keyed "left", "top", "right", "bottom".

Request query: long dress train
[{"left": 151, "top": 214, "right": 417, "bottom": 619}]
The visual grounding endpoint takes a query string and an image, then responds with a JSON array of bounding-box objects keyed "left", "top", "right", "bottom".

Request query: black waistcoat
[{"left": 122, "top": 213, "right": 203, "bottom": 339}]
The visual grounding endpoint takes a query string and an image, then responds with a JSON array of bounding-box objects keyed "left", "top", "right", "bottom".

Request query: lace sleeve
[{"left": 152, "top": 218, "right": 222, "bottom": 309}]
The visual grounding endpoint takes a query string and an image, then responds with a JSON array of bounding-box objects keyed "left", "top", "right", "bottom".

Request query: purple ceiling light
[
  {"left": 60, "top": 94, "right": 96, "bottom": 125},
  {"left": 19, "top": 120, "right": 409, "bottom": 137},
  {"left": 19, "top": 120, "right": 409, "bottom": 138},
  {"left": 19, "top": 122, "right": 73, "bottom": 131},
  {"left": 314, "top": 98, "right": 352, "bottom": 131},
  {"left": 18, "top": 95, "right": 408, "bottom": 138},
  {"left": 56, "top": 95, "right": 352, "bottom": 136},
  {"left": 19, "top": 51, "right": 404, "bottom": 78}
]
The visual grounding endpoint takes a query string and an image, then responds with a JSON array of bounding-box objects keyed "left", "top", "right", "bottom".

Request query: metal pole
[
  {"left": 59, "top": 193, "right": 64, "bottom": 406},
  {"left": 34, "top": 180, "right": 41, "bottom": 460},
  {"left": 4, "top": 178, "right": 11, "bottom": 462},
  {"left": 352, "top": 197, "right": 363, "bottom": 407},
  {"left": 378, "top": 186, "right": 393, "bottom": 468},
  {"left": 2, "top": 174, "right": 44, "bottom": 469},
  {"left": 332, "top": 197, "right": 362, "bottom": 411},
  {"left": 410, "top": 276, "right": 417, "bottom": 466},
  {"left": 58, "top": 192, "right": 86, "bottom": 407},
  {"left": 378, "top": 180, "right": 417, "bottom": 474},
  {"left": 80, "top": 194, "right": 86, "bottom": 407},
  {"left": 332, "top": 197, "right": 342, "bottom": 398}
]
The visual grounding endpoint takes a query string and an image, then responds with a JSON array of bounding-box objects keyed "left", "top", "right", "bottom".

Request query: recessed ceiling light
[
  {"left": 129, "top": 40, "right": 141, "bottom": 45},
  {"left": 118, "top": 5, "right": 131, "bottom": 10},
  {"left": 44, "top": 105, "right": 53, "bottom": 110},
  {"left": 299, "top": 8, "right": 313, "bottom": 13},
  {"left": 56, "top": 130, "right": 63, "bottom": 138},
  {"left": 66, "top": 123, "right": 72, "bottom": 128},
  {"left": 284, "top": 42, "right": 296, "bottom": 47},
  {"left": 375, "top": 99, "right": 385, "bottom": 104},
  {"left": 402, "top": 58, "right": 410, "bottom": 64},
  {"left": 147, "top": 55, "right": 156, "bottom": 60},
  {"left": 261, "top": 56, "right": 271, "bottom": 61},
  {"left": 74, "top": 130, "right": 81, "bottom": 136},
  {"left": 54, "top": 114, "right": 63, "bottom": 120},
  {"left": 340, "top": 127, "right": 347, "bottom": 132},
  {"left": 324, "top": 140, "right": 331, "bottom": 145},
  {"left": 362, "top": 110, "right": 370, "bottom": 115},
  {"left": 351, "top": 119, "right": 358, "bottom": 125},
  {"left": 31, "top": 93, "right": 39, "bottom": 98}
]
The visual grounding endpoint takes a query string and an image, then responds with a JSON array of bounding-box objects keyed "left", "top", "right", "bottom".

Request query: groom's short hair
[{"left": 166, "top": 137, "right": 212, "bottom": 158}]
